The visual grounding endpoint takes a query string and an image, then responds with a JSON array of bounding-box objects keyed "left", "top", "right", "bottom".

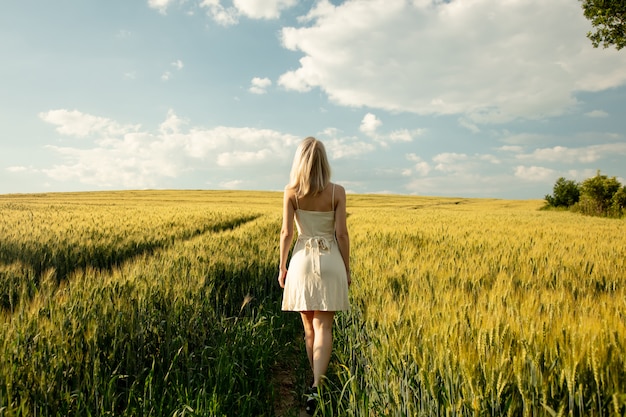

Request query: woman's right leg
[{"left": 300, "top": 310, "right": 336, "bottom": 387}]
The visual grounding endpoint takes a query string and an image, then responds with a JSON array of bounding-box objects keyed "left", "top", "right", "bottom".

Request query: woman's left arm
[{"left": 278, "top": 187, "right": 295, "bottom": 288}]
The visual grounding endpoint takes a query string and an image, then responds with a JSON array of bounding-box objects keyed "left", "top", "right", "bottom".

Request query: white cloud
[
  {"left": 405, "top": 173, "right": 510, "bottom": 197},
  {"left": 148, "top": 0, "right": 177, "bottom": 15},
  {"left": 116, "top": 29, "right": 132, "bottom": 39},
  {"left": 159, "top": 109, "right": 188, "bottom": 134},
  {"left": 200, "top": 0, "right": 239, "bottom": 26},
  {"left": 500, "top": 132, "right": 554, "bottom": 145},
  {"left": 518, "top": 143, "right": 626, "bottom": 164},
  {"left": 405, "top": 154, "right": 431, "bottom": 176},
  {"left": 480, "top": 154, "right": 501, "bottom": 164},
  {"left": 388, "top": 129, "right": 420, "bottom": 143},
  {"left": 498, "top": 145, "right": 524, "bottom": 153},
  {"left": 249, "top": 77, "right": 272, "bottom": 94},
  {"left": 406, "top": 153, "right": 421, "bottom": 162},
  {"left": 413, "top": 161, "right": 431, "bottom": 176},
  {"left": 198, "top": 0, "right": 296, "bottom": 24},
  {"left": 6, "top": 166, "right": 31, "bottom": 173},
  {"left": 359, "top": 113, "right": 382, "bottom": 136},
  {"left": 585, "top": 110, "right": 608, "bottom": 118},
  {"left": 38, "top": 109, "right": 139, "bottom": 138},
  {"left": 171, "top": 59, "right": 184, "bottom": 70},
  {"left": 358, "top": 113, "right": 422, "bottom": 146},
  {"left": 279, "top": 0, "right": 626, "bottom": 124},
  {"left": 233, "top": 0, "right": 296, "bottom": 19},
  {"left": 324, "top": 137, "right": 376, "bottom": 159},
  {"left": 161, "top": 71, "right": 171, "bottom": 81},
  {"left": 567, "top": 168, "right": 597, "bottom": 182},
  {"left": 458, "top": 117, "right": 481, "bottom": 133},
  {"left": 217, "top": 149, "right": 272, "bottom": 166},
  {"left": 514, "top": 166, "right": 556, "bottom": 182},
  {"left": 433, "top": 152, "right": 468, "bottom": 165},
  {"left": 38, "top": 109, "right": 301, "bottom": 189},
  {"left": 220, "top": 179, "right": 245, "bottom": 189}
]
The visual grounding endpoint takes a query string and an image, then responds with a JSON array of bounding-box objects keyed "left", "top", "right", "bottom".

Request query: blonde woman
[{"left": 278, "top": 137, "right": 351, "bottom": 415}]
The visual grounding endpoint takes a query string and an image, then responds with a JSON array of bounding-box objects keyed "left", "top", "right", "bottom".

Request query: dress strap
[
  {"left": 331, "top": 183, "right": 335, "bottom": 210},
  {"left": 295, "top": 194, "right": 299, "bottom": 210}
]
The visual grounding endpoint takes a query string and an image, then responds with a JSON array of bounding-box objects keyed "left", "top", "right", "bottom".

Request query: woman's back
[{"left": 293, "top": 183, "right": 336, "bottom": 212}]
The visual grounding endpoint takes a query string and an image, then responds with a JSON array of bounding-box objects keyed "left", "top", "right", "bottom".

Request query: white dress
[{"left": 281, "top": 185, "right": 350, "bottom": 312}]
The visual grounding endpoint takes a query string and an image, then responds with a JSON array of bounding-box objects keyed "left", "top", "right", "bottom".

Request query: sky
[{"left": 1, "top": 0, "right": 625, "bottom": 199}]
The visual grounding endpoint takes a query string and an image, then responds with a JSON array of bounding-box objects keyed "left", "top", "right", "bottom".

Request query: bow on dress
[{"left": 301, "top": 235, "right": 332, "bottom": 277}]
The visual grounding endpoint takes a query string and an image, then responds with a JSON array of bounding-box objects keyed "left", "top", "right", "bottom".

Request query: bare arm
[
  {"left": 334, "top": 185, "right": 351, "bottom": 286},
  {"left": 278, "top": 187, "right": 295, "bottom": 288}
]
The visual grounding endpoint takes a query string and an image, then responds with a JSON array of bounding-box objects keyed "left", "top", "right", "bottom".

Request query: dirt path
[{"left": 273, "top": 362, "right": 310, "bottom": 417}]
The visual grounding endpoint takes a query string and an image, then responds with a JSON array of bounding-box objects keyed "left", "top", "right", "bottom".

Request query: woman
[{"left": 278, "top": 137, "right": 351, "bottom": 415}]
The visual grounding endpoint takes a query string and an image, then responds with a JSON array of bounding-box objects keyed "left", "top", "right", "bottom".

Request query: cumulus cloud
[
  {"left": 249, "top": 77, "right": 272, "bottom": 94},
  {"left": 324, "top": 137, "right": 376, "bottom": 159},
  {"left": 517, "top": 143, "right": 626, "bottom": 164},
  {"left": 359, "top": 113, "right": 382, "bottom": 136},
  {"left": 405, "top": 173, "right": 511, "bottom": 197},
  {"left": 38, "top": 108, "right": 301, "bottom": 189},
  {"left": 199, "top": 0, "right": 239, "bottom": 26},
  {"left": 585, "top": 110, "right": 609, "bottom": 118},
  {"left": 198, "top": 0, "right": 295, "bottom": 25},
  {"left": 171, "top": 59, "right": 184, "bottom": 70},
  {"left": 514, "top": 165, "right": 556, "bottom": 182},
  {"left": 220, "top": 179, "right": 245, "bottom": 189},
  {"left": 406, "top": 153, "right": 431, "bottom": 176},
  {"left": 402, "top": 151, "right": 506, "bottom": 196},
  {"left": 233, "top": 0, "right": 296, "bottom": 19},
  {"left": 278, "top": 0, "right": 626, "bottom": 124},
  {"left": 358, "top": 113, "right": 422, "bottom": 146},
  {"left": 6, "top": 166, "right": 31, "bottom": 173},
  {"left": 38, "top": 109, "right": 139, "bottom": 138},
  {"left": 217, "top": 149, "right": 272, "bottom": 167},
  {"left": 161, "top": 60, "right": 183, "bottom": 82},
  {"left": 147, "top": 0, "right": 177, "bottom": 15}
]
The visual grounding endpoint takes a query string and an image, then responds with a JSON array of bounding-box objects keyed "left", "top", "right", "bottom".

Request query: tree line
[{"left": 544, "top": 170, "right": 626, "bottom": 218}]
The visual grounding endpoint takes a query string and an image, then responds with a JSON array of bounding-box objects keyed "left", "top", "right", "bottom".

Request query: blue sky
[{"left": 1, "top": 0, "right": 625, "bottom": 199}]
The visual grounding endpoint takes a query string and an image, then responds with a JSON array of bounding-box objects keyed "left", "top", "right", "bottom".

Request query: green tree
[
  {"left": 581, "top": 0, "right": 626, "bottom": 50},
  {"left": 578, "top": 170, "right": 622, "bottom": 216},
  {"left": 610, "top": 185, "right": 626, "bottom": 216},
  {"left": 545, "top": 177, "right": 580, "bottom": 208}
]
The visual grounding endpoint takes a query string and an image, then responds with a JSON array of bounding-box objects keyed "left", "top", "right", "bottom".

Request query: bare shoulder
[
  {"left": 283, "top": 185, "right": 295, "bottom": 196},
  {"left": 333, "top": 183, "right": 346, "bottom": 197},
  {"left": 332, "top": 183, "right": 347, "bottom": 207},
  {"left": 283, "top": 185, "right": 297, "bottom": 208}
]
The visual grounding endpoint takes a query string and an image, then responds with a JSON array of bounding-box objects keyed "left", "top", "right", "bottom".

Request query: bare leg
[
  {"left": 300, "top": 311, "right": 315, "bottom": 374},
  {"left": 312, "top": 311, "right": 335, "bottom": 387}
]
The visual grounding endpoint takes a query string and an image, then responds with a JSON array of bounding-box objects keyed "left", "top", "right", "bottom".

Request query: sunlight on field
[{"left": 0, "top": 191, "right": 625, "bottom": 416}]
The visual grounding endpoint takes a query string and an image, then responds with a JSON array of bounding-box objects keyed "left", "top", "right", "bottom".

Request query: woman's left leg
[
  {"left": 300, "top": 311, "right": 315, "bottom": 374},
  {"left": 312, "top": 311, "right": 335, "bottom": 387}
]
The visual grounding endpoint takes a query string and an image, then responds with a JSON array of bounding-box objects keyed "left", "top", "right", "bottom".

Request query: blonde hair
[{"left": 288, "top": 137, "right": 331, "bottom": 197}]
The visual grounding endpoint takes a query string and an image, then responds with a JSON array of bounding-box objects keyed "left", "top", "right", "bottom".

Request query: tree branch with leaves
[{"left": 581, "top": 0, "right": 626, "bottom": 50}]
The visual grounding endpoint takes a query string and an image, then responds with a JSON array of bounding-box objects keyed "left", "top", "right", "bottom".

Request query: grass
[{"left": 0, "top": 191, "right": 625, "bottom": 416}]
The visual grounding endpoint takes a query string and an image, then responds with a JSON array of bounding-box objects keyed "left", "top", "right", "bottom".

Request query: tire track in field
[{"left": 0, "top": 214, "right": 261, "bottom": 309}]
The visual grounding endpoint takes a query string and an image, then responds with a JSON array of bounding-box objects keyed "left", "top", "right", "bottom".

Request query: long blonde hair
[{"left": 288, "top": 137, "right": 331, "bottom": 197}]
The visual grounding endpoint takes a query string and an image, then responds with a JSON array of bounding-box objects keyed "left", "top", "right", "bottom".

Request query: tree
[
  {"left": 581, "top": 0, "right": 626, "bottom": 50},
  {"left": 610, "top": 185, "right": 626, "bottom": 216},
  {"left": 577, "top": 170, "right": 622, "bottom": 216},
  {"left": 545, "top": 177, "right": 580, "bottom": 208}
]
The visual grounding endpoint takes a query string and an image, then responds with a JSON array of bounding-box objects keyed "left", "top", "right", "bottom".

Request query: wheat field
[{"left": 0, "top": 191, "right": 624, "bottom": 416}]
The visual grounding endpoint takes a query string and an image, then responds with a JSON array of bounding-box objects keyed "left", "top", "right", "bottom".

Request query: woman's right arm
[
  {"left": 334, "top": 185, "right": 351, "bottom": 286},
  {"left": 278, "top": 187, "right": 295, "bottom": 288}
]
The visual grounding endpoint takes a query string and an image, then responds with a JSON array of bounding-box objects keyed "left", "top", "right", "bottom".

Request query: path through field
[{"left": 273, "top": 363, "right": 307, "bottom": 417}]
